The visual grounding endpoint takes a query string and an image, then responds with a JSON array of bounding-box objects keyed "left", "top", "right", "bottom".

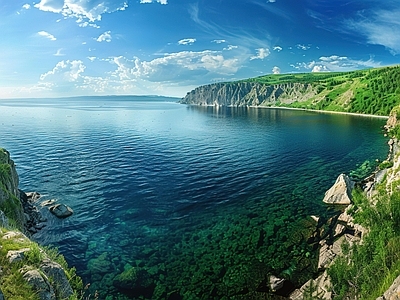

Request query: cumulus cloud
[
  {"left": 40, "top": 60, "right": 86, "bottom": 83},
  {"left": 178, "top": 38, "right": 196, "bottom": 45},
  {"left": 345, "top": 9, "right": 400, "bottom": 55},
  {"left": 272, "top": 66, "right": 280, "bottom": 74},
  {"left": 109, "top": 50, "right": 240, "bottom": 82},
  {"left": 34, "top": 0, "right": 128, "bottom": 24},
  {"left": 140, "top": 0, "right": 168, "bottom": 4},
  {"left": 38, "top": 31, "right": 57, "bottom": 41},
  {"left": 250, "top": 48, "right": 270, "bottom": 60},
  {"left": 97, "top": 31, "right": 112, "bottom": 42},
  {"left": 22, "top": 4, "right": 31, "bottom": 9},
  {"left": 273, "top": 46, "right": 282, "bottom": 52},
  {"left": 212, "top": 39, "right": 226, "bottom": 44},
  {"left": 293, "top": 55, "right": 381, "bottom": 72}
]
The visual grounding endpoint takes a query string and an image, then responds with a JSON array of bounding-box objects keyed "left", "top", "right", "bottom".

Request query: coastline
[{"left": 182, "top": 103, "right": 389, "bottom": 119}]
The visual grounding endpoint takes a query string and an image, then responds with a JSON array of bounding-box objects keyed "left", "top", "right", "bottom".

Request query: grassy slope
[{"left": 238, "top": 65, "right": 400, "bottom": 116}]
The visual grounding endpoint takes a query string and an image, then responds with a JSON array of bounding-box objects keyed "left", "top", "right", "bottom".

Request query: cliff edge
[{"left": 0, "top": 148, "right": 82, "bottom": 300}]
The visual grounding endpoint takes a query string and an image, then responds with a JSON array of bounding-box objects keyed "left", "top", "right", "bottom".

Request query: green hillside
[{"left": 241, "top": 65, "right": 400, "bottom": 116}]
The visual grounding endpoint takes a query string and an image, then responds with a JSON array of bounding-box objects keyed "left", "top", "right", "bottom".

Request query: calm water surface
[{"left": 0, "top": 97, "right": 389, "bottom": 299}]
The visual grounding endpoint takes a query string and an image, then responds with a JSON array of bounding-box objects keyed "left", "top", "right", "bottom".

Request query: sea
[{"left": 0, "top": 96, "right": 389, "bottom": 299}]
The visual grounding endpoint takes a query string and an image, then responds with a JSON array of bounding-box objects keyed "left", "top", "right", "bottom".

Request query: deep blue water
[{"left": 0, "top": 97, "right": 389, "bottom": 299}]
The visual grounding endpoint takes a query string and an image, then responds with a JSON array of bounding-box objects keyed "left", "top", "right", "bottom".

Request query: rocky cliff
[
  {"left": 180, "top": 82, "right": 318, "bottom": 106},
  {"left": 0, "top": 148, "right": 81, "bottom": 299},
  {"left": 0, "top": 148, "right": 25, "bottom": 229}
]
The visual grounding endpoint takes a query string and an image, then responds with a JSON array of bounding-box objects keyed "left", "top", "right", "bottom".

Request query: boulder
[
  {"left": 49, "top": 204, "right": 73, "bottom": 218},
  {"left": 40, "top": 259, "right": 74, "bottom": 299},
  {"left": 269, "top": 275, "right": 285, "bottom": 292},
  {"left": 323, "top": 174, "right": 353, "bottom": 205},
  {"left": 6, "top": 248, "right": 31, "bottom": 264},
  {"left": 21, "top": 269, "right": 56, "bottom": 300}
]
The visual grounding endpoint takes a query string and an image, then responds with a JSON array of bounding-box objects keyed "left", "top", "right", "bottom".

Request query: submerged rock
[
  {"left": 323, "top": 174, "right": 353, "bottom": 205},
  {"left": 49, "top": 203, "right": 73, "bottom": 218}
]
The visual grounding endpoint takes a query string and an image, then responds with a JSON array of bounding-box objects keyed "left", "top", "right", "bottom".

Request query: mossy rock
[{"left": 113, "top": 266, "right": 155, "bottom": 298}]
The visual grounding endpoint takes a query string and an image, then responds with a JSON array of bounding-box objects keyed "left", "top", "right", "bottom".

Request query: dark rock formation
[{"left": 49, "top": 203, "right": 73, "bottom": 218}]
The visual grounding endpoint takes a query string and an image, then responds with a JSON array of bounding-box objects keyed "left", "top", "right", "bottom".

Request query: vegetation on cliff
[
  {"left": 0, "top": 148, "right": 84, "bottom": 299},
  {"left": 181, "top": 65, "right": 400, "bottom": 116}
]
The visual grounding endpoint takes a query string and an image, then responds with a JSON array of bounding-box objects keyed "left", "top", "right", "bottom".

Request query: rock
[
  {"left": 6, "top": 248, "right": 31, "bottom": 263},
  {"left": 323, "top": 174, "right": 353, "bottom": 205},
  {"left": 21, "top": 268, "right": 56, "bottom": 300},
  {"left": 377, "top": 274, "right": 400, "bottom": 300},
  {"left": 26, "top": 191, "right": 41, "bottom": 202},
  {"left": 0, "top": 288, "right": 4, "bottom": 300},
  {"left": 49, "top": 203, "right": 73, "bottom": 218},
  {"left": 290, "top": 270, "right": 332, "bottom": 300},
  {"left": 269, "top": 275, "right": 285, "bottom": 292},
  {"left": 41, "top": 199, "right": 56, "bottom": 207},
  {"left": 40, "top": 258, "right": 74, "bottom": 299}
]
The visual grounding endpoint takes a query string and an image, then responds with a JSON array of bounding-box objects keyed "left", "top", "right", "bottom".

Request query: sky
[{"left": 1, "top": 0, "right": 400, "bottom": 99}]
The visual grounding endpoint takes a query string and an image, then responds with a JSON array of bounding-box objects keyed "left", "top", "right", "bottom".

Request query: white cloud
[
  {"left": 97, "top": 31, "right": 112, "bottom": 42},
  {"left": 294, "top": 55, "right": 381, "bottom": 72},
  {"left": 40, "top": 60, "right": 86, "bottom": 83},
  {"left": 22, "top": 4, "right": 31, "bottom": 9},
  {"left": 54, "top": 48, "right": 65, "bottom": 56},
  {"left": 272, "top": 66, "right": 280, "bottom": 74},
  {"left": 38, "top": 31, "right": 57, "bottom": 41},
  {"left": 273, "top": 46, "right": 282, "bottom": 52},
  {"left": 178, "top": 38, "right": 196, "bottom": 45},
  {"left": 140, "top": 0, "right": 168, "bottom": 4},
  {"left": 88, "top": 56, "right": 96, "bottom": 62},
  {"left": 296, "top": 44, "right": 310, "bottom": 51},
  {"left": 345, "top": 9, "right": 400, "bottom": 55},
  {"left": 212, "top": 39, "right": 226, "bottom": 44},
  {"left": 34, "top": 0, "right": 128, "bottom": 24},
  {"left": 250, "top": 48, "right": 270, "bottom": 60},
  {"left": 267, "top": 0, "right": 276, "bottom": 2},
  {"left": 311, "top": 65, "right": 328, "bottom": 72},
  {"left": 223, "top": 45, "right": 238, "bottom": 51}
]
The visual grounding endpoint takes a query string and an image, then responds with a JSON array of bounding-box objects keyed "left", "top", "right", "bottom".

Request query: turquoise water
[{"left": 0, "top": 97, "right": 389, "bottom": 299}]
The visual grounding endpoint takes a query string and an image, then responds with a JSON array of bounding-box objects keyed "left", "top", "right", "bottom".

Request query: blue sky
[{"left": 1, "top": 0, "right": 400, "bottom": 99}]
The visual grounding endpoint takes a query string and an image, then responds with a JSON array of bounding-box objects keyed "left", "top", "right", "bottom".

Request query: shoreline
[{"left": 183, "top": 103, "right": 389, "bottom": 119}]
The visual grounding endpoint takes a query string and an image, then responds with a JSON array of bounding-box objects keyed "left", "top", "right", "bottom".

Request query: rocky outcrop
[
  {"left": 180, "top": 82, "right": 318, "bottom": 107},
  {"left": 0, "top": 149, "right": 78, "bottom": 299},
  {"left": 322, "top": 174, "right": 354, "bottom": 205}
]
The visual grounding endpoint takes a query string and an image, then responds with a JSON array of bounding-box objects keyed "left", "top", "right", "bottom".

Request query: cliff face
[
  {"left": 0, "top": 148, "right": 25, "bottom": 228},
  {"left": 180, "top": 82, "right": 318, "bottom": 106}
]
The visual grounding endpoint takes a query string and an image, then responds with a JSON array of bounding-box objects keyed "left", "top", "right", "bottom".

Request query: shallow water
[{"left": 0, "top": 97, "right": 389, "bottom": 299}]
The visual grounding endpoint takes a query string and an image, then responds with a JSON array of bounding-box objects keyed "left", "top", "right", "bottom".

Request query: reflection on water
[{"left": 0, "top": 98, "right": 388, "bottom": 299}]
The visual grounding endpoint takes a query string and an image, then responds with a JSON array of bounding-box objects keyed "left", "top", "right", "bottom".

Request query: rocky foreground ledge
[
  {"left": 283, "top": 110, "right": 400, "bottom": 300},
  {"left": 0, "top": 148, "right": 79, "bottom": 299}
]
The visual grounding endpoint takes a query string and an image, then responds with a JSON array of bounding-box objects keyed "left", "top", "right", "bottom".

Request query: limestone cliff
[{"left": 180, "top": 82, "right": 318, "bottom": 106}]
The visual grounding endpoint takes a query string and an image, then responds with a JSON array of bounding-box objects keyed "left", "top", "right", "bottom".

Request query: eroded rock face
[
  {"left": 40, "top": 259, "right": 74, "bottom": 299},
  {"left": 180, "top": 82, "right": 318, "bottom": 107},
  {"left": 323, "top": 174, "right": 353, "bottom": 205},
  {"left": 21, "top": 268, "right": 56, "bottom": 300}
]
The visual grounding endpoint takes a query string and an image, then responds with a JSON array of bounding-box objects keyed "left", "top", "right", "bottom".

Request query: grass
[
  {"left": 0, "top": 228, "right": 84, "bottom": 299},
  {"left": 328, "top": 184, "right": 400, "bottom": 299}
]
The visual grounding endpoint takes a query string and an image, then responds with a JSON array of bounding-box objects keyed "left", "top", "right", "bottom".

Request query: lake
[{"left": 0, "top": 96, "right": 389, "bottom": 299}]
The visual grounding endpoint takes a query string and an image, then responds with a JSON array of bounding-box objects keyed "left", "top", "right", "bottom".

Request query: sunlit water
[{"left": 0, "top": 97, "right": 389, "bottom": 299}]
